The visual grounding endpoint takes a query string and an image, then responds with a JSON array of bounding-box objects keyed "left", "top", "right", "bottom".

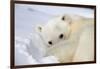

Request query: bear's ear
[
  {"left": 36, "top": 25, "right": 43, "bottom": 32},
  {"left": 62, "top": 16, "right": 65, "bottom": 21},
  {"left": 61, "top": 15, "right": 72, "bottom": 24}
]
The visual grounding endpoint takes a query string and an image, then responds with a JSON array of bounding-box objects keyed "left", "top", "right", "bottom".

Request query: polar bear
[{"left": 36, "top": 14, "right": 94, "bottom": 63}]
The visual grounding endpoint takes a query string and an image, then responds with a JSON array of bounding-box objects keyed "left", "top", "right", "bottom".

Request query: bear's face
[{"left": 36, "top": 15, "right": 71, "bottom": 47}]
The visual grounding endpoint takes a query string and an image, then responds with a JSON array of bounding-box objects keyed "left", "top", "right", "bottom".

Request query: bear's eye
[{"left": 59, "top": 34, "right": 64, "bottom": 39}]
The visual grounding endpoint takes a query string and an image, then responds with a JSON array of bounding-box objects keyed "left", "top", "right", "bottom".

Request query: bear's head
[{"left": 36, "top": 15, "right": 72, "bottom": 47}]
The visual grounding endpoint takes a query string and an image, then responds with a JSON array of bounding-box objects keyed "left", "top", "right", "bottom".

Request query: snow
[{"left": 15, "top": 4, "right": 94, "bottom": 65}]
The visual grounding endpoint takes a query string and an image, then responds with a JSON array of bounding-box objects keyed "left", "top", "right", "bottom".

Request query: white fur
[
  {"left": 35, "top": 14, "right": 94, "bottom": 63},
  {"left": 72, "top": 25, "right": 94, "bottom": 62}
]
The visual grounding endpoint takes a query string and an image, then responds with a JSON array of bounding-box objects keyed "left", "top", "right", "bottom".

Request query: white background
[{"left": 0, "top": 0, "right": 100, "bottom": 69}]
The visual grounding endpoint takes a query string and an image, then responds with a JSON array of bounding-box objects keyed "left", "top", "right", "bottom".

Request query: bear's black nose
[{"left": 48, "top": 41, "right": 52, "bottom": 45}]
